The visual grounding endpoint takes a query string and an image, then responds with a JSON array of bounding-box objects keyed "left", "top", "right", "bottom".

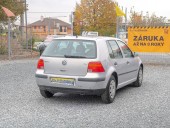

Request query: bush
[
  {"left": 32, "top": 47, "right": 39, "bottom": 52},
  {"left": 28, "top": 38, "right": 35, "bottom": 47},
  {"left": 34, "top": 37, "right": 43, "bottom": 42},
  {"left": 0, "top": 45, "right": 7, "bottom": 55},
  {"left": 22, "top": 38, "right": 35, "bottom": 49}
]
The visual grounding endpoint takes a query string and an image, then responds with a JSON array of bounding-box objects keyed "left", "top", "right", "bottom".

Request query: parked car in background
[
  {"left": 35, "top": 34, "right": 143, "bottom": 104},
  {"left": 37, "top": 35, "right": 65, "bottom": 55}
]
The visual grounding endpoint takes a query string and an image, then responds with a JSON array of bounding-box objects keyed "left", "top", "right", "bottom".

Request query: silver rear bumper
[{"left": 35, "top": 73, "right": 106, "bottom": 91}]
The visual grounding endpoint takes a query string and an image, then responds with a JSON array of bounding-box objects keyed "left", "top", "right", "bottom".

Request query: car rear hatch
[
  {"left": 41, "top": 39, "right": 97, "bottom": 76},
  {"left": 43, "top": 58, "right": 92, "bottom": 76}
]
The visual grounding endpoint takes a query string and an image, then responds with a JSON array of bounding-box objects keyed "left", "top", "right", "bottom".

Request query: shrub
[
  {"left": 0, "top": 45, "right": 7, "bottom": 55},
  {"left": 22, "top": 38, "right": 35, "bottom": 49}
]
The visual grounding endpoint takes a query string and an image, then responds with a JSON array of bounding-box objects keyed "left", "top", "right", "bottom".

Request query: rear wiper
[{"left": 64, "top": 55, "right": 87, "bottom": 58}]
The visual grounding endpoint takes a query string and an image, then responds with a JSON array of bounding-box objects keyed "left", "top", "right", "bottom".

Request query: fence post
[
  {"left": 30, "top": 37, "right": 32, "bottom": 57},
  {"left": 116, "top": 17, "right": 119, "bottom": 38},
  {"left": 8, "top": 18, "right": 11, "bottom": 60}
]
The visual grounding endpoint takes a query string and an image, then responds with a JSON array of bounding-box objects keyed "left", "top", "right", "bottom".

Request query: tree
[
  {"left": 129, "top": 10, "right": 166, "bottom": 27},
  {"left": 73, "top": 0, "right": 117, "bottom": 36},
  {"left": 148, "top": 14, "right": 166, "bottom": 26},
  {"left": 0, "top": 0, "right": 25, "bottom": 22},
  {"left": 129, "top": 11, "right": 143, "bottom": 26}
]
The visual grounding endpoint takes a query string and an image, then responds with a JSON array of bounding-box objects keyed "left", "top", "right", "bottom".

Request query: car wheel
[
  {"left": 101, "top": 76, "right": 116, "bottom": 104},
  {"left": 133, "top": 66, "right": 143, "bottom": 87},
  {"left": 40, "top": 89, "right": 54, "bottom": 98}
]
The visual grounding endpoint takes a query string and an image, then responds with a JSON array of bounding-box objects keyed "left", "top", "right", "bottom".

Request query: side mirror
[{"left": 134, "top": 52, "right": 139, "bottom": 57}]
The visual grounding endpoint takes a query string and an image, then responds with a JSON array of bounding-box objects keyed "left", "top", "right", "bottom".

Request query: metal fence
[
  {"left": 1, "top": 27, "right": 170, "bottom": 65},
  {"left": 0, "top": 26, "right": 39, "bottom": 60}
]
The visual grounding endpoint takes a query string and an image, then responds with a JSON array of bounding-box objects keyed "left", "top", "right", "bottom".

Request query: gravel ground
[
  {"left": 138, "top": 53, "right": 170, "bottom": 65},
  {"left": 0, "top": 59, "right": 170, "bottom": 128}
]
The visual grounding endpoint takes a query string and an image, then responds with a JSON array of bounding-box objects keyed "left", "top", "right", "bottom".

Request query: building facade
[{"left": 28, "top": 17, "right": 71, "bottom": 39}]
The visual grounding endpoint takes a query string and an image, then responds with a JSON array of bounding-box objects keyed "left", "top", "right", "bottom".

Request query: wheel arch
[
  {"left": 111, "top": 72, "right": 118, "bottom": 88},
  {"left": 140, "top": 63, "right": 144, "bottom": 71}
]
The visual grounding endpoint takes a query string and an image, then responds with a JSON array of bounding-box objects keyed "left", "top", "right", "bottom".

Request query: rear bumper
[
  {"left": 35, "top": 72, "right": 107, "bottom": 93},
  {"left": 39, "top": 85, "right": 105, "bottom": 95},
  {"left": 35, "top": 74, "right": 105, "bottom": 82}
]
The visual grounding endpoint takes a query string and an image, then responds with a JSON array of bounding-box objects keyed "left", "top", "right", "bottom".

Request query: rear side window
[
  {"left": 42, "top": 39, "right": 97, "bottom": 59},
  {"left": 117, "top": 40, "right": 134, "bottom": 58},
  {"left": 107, "top": 40, "right": 123, "bottom": 59}
]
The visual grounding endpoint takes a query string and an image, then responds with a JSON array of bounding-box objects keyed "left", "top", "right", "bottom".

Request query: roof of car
[{"left": 53, "top": 36, "right": 121, "bottom": 41}]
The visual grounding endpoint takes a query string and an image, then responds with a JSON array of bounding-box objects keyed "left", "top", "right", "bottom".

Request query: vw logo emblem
[{"left": 62, "top": 60, "right": 67, "bottom": 65}]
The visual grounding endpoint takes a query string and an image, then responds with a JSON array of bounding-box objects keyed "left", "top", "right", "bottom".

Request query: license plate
[{"left": 50, "top": 77, "right": 75, "bottom": 86}]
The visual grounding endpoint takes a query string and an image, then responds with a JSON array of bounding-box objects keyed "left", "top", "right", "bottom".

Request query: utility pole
[
  {"left": 116, "top": 17, "right": 119, "bottom": 38},
  {"left": 80, "top": 21, "right": 83, "bottom": 35},
  {"left": 18, "top": 0, "right": 24, "bottom": 41},
  {"left": 30, "top": 27, "right": 33, "bottom": 56},
  {"left": 125, "top": 8, "right": 127, "bottom": 36},
  {"left": 48, "top": 17, "right": 51, "bottom": 35},
  {"left": 25, "top": 0, "right": 28, "bottom": 49},
  {"left": 71, "top": 12, "right": 74, "bottom": 36},
  {"left": 20, "top": 14, "right": 24, "bottom": 39}
]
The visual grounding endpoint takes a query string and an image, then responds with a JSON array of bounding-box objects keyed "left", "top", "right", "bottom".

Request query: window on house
[
  {"left": 34, "top": 26, "right": 36, "bottom": 29},
  {"left": 44, "top": 26, "right": 46, "bottom": 32},
  {"left": 64, "top": 27, "right": 67, "bottom": 32},
  {"left": 59, "top": 26, "right": 67, "bottom": 32},
  {"left": 60, "top": 26, "right": 62, "bottom": 32}
]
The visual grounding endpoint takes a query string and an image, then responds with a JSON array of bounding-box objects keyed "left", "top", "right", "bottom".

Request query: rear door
[
  {"left": 116, "top": 40, "right": 139, "bottom": 80},
  {"left": 106, "top": 40, "right": 129, "bottom": 85},
  {"left": 42, "top": 39, "right": 97, "bottom": 76}
]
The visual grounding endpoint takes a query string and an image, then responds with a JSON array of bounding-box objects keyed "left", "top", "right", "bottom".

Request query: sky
[
  {"left": 117, "top": 0, "right": 170, "bottom": 18},
  {"left": 26, "top": 0, "right": 170, "bottom": 24},
  {"left": 27, "top": 0, "right": 80, "bottom": 24}
]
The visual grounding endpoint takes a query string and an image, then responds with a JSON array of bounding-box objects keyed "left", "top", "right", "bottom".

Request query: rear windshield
[{"left": 42, "top": 39, "right": 97, "bottom": 59}]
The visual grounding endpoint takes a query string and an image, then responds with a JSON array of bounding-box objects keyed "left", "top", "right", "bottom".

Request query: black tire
[
  {"left": 40, "top": 89, "right": 54, "bottom": 98},
  {"left": 133, "top": 66, "right": 143, "bottom": 87},
  {"left": 101, "top": 76, "right": 117, "bottom": 104}
]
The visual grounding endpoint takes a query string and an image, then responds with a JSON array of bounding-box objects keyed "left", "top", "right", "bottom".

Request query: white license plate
[{"left": 50, "top": 77, "right": 75, "bottom": 86}]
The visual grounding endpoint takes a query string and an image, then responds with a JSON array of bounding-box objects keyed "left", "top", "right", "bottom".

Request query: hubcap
[
  {"left": 109, "top": 80, "right": 116, "bottom": 99},
  {"left": 139, "top": 68, "right": 143, "bottom": 84}
]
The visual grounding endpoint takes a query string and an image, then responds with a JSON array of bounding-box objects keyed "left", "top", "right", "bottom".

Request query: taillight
[
  {"left": 88, "top": 61, "right": 105, "bottom": 72},
  {"left": 37, "top": 59, "right": 44, "bottom": 69}
]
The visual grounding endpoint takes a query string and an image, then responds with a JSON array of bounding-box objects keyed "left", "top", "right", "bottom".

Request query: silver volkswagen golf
[{"left": 35, "top": 36, "right": 143, "bottom": 103}]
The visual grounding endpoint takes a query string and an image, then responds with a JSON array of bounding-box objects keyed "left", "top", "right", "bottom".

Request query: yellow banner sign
[{"left": 128, "top": 27, "right": 170, "bottom": 52}]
